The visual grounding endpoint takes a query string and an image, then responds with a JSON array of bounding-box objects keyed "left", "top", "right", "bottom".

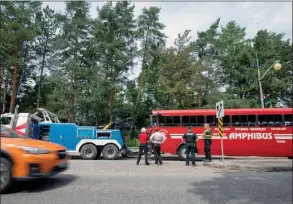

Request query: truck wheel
[
  {"left": 102, "top": 144, "right": 119, "bottom": 160},
  {"left": 1, "top": 158, "right": 12, "bottom": 193},
  {"left": 80, "top": 144, "right": 97, "bottom": 160},
  {"left": 178, "top": 145, "right": 187, "bottom": 161}
]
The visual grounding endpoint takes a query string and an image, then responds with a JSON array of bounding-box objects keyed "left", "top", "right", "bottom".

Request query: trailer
[{"left": 35, "top": 122, "right": 130, "bottom": 160}]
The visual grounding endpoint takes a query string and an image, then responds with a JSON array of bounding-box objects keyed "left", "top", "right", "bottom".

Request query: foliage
[{"left": 0, "top": 1, "right": 292, "bottom": 139}]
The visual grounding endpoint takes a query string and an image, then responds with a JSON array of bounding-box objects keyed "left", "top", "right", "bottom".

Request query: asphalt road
[{"left": 1, "top": 159, "right": 292, "bottom": 204}]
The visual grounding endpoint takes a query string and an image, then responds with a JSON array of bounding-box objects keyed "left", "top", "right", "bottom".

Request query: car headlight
[{"left": 18, "top": 146, "right": 50, "bottom": 154}]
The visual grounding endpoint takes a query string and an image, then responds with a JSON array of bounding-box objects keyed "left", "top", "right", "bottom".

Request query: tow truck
[{"left": 1, "top": 107, "right": 134, "bottom": 160}]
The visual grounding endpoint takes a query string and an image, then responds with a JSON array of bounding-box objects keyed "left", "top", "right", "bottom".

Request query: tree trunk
[
  {"left": 37, "top": 38, "right": 48, "bottom": 108},
  {"left": 109, "top": 67, "right": 115, "bottom": 123},
  {"left": 9, "top": 43, "right": 19, "bottom": 113},
  {"left": 2, "top": 70, "right": 8, "bottom": 113},
  {"left": 137, "top": 30, "right": 149, "bottom": 103}
]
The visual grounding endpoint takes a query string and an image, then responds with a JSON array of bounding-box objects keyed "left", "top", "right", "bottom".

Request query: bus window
[
  {"left": 166, "top": 116, "right": 172, "bottom": 124},
  {"left": 206, "top": 116, "right": 216, "bottom": 126},
  {"left": 274, "top": 115, "right": 283, "bottom": 126},
  {"left": 231, "top": 115, "right": 241, "bottom": 126},
  {"left": 197, "top": 116, "right": 205, "bottom": 126},
  {"left": 258, "top": 115, "right": 282, "bottom": 126},
  {"left": 190, "top": 116, "right": 196, "bottom": 126},
  {"left": 284, "top": 114, "right": 293, "bottom": 126},
  {"left": 233, "top": 115, "right": 256, "bottom": 126},
  {"left": 158, "top": 115, "right": 166, "bottom": 126},
  {"left": 158, "top": 116, "right": 181, "bottom": 126},
  {"left": 223, "top": 116, "right": 230, "bottom": 126},
  {"left": 173, "top": 116, "right": 181, "bottom": 126},
  {"left": 247, "top": 115, "right": 256, "bottom": 126},
  {"left": 182, "top": 116, "right": 190, "bottom": 125}
]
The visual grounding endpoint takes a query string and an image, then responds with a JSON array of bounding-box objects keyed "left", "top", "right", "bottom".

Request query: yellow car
[{"left": 0, "top": 126, "right": 70, "bottom": 193}]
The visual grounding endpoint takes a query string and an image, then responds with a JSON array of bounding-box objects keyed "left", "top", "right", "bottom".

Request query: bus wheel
[
  {"left": 288, "top": 157, "right": 292, "bottom": 159},
  {"left": 80, "top": 144, "right": 98, "bottom": 160},
  {"left": 1, "top": 158, "right": 12, "bottom": 193},
  {"left": 103, "top": 144, "right": 119, "bottom": 160},
  {"left": 178, "top": 145, "right": 187, "bottom": 161}
]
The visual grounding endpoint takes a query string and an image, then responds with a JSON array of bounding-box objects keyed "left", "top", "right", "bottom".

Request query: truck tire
[
  {"left": 102, "top": 144, "right": 119, "bottom": 160},
  {"left": 80, "top": 144, "right": 98, "bottom": 160},
  {"left": 1, "top": 158, "right": 12, "bottom": 193},
  {"left": 178, "top": 145, "right": 187, "bottom": 161}
]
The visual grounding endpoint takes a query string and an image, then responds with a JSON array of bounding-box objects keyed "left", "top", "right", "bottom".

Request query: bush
[{"left": 126, "top": 138, "right": 139, "bottom": 147}]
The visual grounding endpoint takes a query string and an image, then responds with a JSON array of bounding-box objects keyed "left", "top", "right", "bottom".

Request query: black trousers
[
  {"left": 185, "top": 144, "right": 196, "bottom": 165},
  {"left": 153, "top": 144, "right": 163, "bottom": 164},
  {"left": 136, "top": 144, "right": 149, "bottom": 164},
  {"left": 204, "top": 140, "right": 212, "bottom": 161}
]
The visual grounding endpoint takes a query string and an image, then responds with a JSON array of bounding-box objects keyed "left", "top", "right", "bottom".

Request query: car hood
[{"left": 3, "top": 137, "right": 66, "bottom": 151}]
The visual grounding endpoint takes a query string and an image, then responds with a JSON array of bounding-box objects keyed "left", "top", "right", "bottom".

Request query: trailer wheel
[
  {"left": 80, "top": 144, "right": 97, "bottom": 160},
  {"left": 102, "top": 144, "right": 119, "bottom": 160},
  {"left": 1, "top": 158, "right": 12, "bottom": 193},
  {"left": 178, "top": 145, "right": 187, "bottom": 161}
]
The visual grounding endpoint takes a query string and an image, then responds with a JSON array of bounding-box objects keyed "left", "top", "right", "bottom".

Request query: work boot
[
  {"left": 192, "top": 163, "right": 197, "bottom": 167},
  {"left": 185, "top": 163, "right": 189, "bottom": 166},
  {"left": 145, "top": 163, "right": 150, "bottom": 165}
]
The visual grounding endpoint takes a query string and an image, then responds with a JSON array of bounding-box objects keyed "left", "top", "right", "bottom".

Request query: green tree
[
  {"left": 93, "top": 1, "right": 137, "bottom": 122},
  {"left": 48, "top": 1, "right": 92, "bottom": 122}
]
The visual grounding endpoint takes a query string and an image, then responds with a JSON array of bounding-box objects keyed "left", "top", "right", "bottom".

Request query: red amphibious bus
[{"left": 147, "top": 108, "right": 292, "bottom": 160}]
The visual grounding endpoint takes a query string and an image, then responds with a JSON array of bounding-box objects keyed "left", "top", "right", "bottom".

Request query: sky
[{"left": 42, "top": 1, "right": 292, "bottom": 78}]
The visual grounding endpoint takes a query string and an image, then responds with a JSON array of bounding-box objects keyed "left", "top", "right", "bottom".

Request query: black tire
[
  {"left": 288, "top": 157, "right": 292, "bottom": 159},
  {"left": 178, "top": 145, "right": 187, "bottom": 161},
  {"left": 80, "top": 144, "right": 98, "bottom": 160},
  {"left": 102, "top": 144, "right": 119, "bottom": 160},
  {"left": 1, "top": 158, "right": 12, "bottom": 193}
]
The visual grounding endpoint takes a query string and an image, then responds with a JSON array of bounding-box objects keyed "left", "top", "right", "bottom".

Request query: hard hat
[{"left": 141, "top": 127, "right": 146, "bottom": 132}]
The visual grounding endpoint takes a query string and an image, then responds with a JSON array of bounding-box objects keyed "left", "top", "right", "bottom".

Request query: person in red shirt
[{"left": 136, "top": 127, "right": 150, "bottom": 165}]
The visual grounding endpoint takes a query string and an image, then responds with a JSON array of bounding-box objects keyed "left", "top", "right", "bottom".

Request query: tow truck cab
[{"left": 36, "top": 123, "right": 128, "bottom": 160}]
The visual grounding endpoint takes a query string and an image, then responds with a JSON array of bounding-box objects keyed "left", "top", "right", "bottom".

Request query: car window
[{"left": 0, "top": 126, "right": 21, "bottom": 138}]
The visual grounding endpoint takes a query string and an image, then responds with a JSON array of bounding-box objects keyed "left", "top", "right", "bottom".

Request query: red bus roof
[{"left": 152, "top": 108, "right": 293, "bottom": 116}]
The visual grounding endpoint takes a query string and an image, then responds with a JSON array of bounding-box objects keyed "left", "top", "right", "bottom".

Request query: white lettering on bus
[
  {"left": 229, "top": 133, "right": 273, "bottom": 140},
  {"left": 276, "top": 140, "right": 286, "bottom": 143},
  {"left": 249, "top": 128, "right": 266, "bottom": 131}
]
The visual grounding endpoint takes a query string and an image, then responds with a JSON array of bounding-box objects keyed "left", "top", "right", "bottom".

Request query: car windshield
[{"left": 0, "top": 126, "right": 21, "bottom": 138}]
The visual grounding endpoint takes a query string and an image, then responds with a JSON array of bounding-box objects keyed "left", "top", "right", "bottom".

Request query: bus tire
[
  {"left": 178, "top": 145, "right": 187, "bottom": 161},
  {"left": 288, "top": 157, "right": 292, "bottom": 159},
  {"left": 80, "top": 144, "right": 98, "bottom": 160},
  {"left": 1, "top": 157, "right": 12, "bottom": 193},
  {"left": 102, "top": 144, "right": 119, "bottom": 160}
]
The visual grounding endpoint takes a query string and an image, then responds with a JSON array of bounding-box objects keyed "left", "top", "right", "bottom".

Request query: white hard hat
[{"left": 141, "top": 127, "right": 146, "bottom": 132}]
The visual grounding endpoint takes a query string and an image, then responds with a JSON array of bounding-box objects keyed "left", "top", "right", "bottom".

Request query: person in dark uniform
[
  {"left": 203, "top": 123, "right": 213, "bottom": 162},
  {"left": 182, "top": 126, "right": 198, "bottom": 166},
  {"left": 136, "top": 128, "right": 150, "bottom": 165}
]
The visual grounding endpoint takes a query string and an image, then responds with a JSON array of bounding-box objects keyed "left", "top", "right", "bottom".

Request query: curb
[{"left": 204, "top": 162, "right": 293, "bottom": 172}]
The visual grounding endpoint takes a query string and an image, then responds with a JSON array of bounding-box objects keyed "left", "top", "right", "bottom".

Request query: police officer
[
  {"left": 136, "top": 128, "right": 150, "bottom": 165},
  {"left": 203, "top": 123, "right": 213, "bottom": 162},
  {"left": 182, "top": 126, "right": 198, "bottom": 166},
  {"left": 150, "top": 129, "right": 167, "bottom": 165}
]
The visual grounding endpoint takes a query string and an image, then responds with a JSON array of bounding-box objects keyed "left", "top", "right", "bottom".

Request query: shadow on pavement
[
  {"left": 4, "top": 174, "right": 77, "bottom": 194},
  {"left": 188, "top": 172, "right": 292, "bottom": 204}
]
